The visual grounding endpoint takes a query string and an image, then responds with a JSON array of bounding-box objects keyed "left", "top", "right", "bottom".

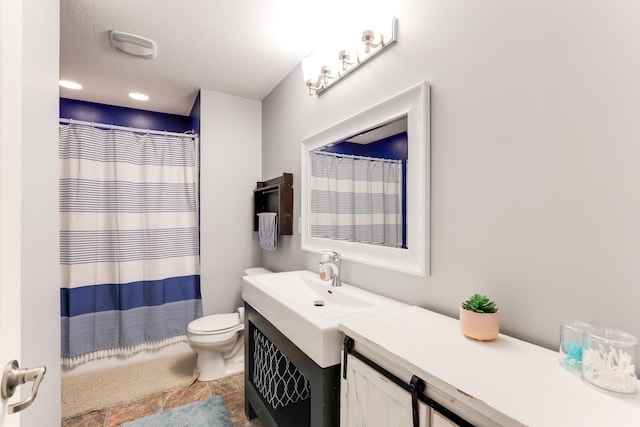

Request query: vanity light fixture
[{"left": 302, "top": 17, "right": 397, "bottom": 96}]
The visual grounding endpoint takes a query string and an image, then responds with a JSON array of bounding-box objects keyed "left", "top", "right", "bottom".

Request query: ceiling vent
[{"left": 108, "top": 31, "right": 157, "bottom": 59}]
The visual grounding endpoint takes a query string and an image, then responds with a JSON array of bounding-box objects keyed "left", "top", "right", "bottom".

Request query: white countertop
[{"left": 339, "top": 306, "right": 640, "bottom": 427}]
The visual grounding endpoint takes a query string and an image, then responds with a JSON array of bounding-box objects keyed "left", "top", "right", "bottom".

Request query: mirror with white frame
[{"left": 301, "top": 81, "right": 430, "bottom": 276}]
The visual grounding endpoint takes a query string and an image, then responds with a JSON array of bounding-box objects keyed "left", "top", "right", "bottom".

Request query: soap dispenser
[{"left": 319, "top": 252, "right": 334, "bottom": 281}]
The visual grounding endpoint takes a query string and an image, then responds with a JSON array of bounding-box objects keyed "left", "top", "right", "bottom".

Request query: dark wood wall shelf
[{"left": 254, "top": 173, "right": 293, "bottom": 235}]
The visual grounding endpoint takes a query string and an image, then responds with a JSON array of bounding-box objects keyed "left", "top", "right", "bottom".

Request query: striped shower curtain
[
  {"left": 310, "top": 151, "right": 403, "bottom": 247},
  {"left": 59, "top": 123, "right": 202, "bottom": 366}
]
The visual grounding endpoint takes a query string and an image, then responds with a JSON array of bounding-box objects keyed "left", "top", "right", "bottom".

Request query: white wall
[
  {"left": 200, "top": 90, "right": 262, "bottom": 316},
  {"left": 262, "top": 0, "right": 640, "bottom": 353}
]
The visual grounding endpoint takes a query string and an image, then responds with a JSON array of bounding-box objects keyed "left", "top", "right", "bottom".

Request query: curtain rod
[
  {"left": 311, "top": 149, "right": 403, "bottom": 164},
  {"left": 59, "top": 118, "right": 198, "bottom": 139}
]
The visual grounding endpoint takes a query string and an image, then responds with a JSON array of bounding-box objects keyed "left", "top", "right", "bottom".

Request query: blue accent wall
[
  {"left": 321, "top": 133, "right": 408, "bottom": 160},
  {"left": 189, "top": 91, "right": 201, "bottom": 135},
  {"left": 60, "top": 98, "right": 193, "bottom": 133}
]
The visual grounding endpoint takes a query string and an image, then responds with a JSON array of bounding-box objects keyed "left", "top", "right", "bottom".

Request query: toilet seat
[{"left": 188, "top": 313, "right": 242, "bottom": 336}]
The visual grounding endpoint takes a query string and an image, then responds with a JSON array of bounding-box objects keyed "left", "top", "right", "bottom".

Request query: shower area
[{"left": 59, "top": 117, "right": 202, "bottom": 371}]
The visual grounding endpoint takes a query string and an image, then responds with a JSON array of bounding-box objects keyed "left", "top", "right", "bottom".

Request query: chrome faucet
[{"left": 318, "top": 250, "right": 342, "bottom": 287}]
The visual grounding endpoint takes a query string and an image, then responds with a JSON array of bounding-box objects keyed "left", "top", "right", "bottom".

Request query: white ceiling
[{"left": 60, "top": 0, "right": 336, "bottom": 116}]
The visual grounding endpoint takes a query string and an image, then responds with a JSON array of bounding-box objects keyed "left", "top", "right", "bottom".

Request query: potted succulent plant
[{"left": 459, "top": 294, "right": 499, "bottom": 341}]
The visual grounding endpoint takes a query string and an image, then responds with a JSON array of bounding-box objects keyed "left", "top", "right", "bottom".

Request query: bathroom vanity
[
  {"left": 243, "top": 303, "right": 341, "bottom": 427},
  {"left": 339, "top": 306, "right": 640, "bottom": 426},
  {"left": 241, "top": 270, "right": 407, "bottom": 427}
]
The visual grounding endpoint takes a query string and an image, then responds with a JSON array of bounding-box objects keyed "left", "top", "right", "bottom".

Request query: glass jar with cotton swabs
[
  {"left": 559, "top": 321, "right": 592, "bottom": 374},
  {"left": 581, "top": 327, "right": 638, "bottom": 395}
]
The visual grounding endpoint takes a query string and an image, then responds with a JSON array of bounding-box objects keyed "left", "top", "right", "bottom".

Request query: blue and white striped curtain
[
  {"left": 59, "top": 123, "right": 202, "bottom": 365},
  {"left": 310, "top": 151, "right": 403, "bottom": 247}
]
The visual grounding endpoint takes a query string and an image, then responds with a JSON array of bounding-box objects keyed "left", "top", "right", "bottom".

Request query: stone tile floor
[{"left": 61, "top": 372, "right": 264, "bottom": 426}]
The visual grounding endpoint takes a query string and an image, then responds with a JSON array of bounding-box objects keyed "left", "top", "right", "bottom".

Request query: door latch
[{"left": 1, "top": 360, "right": 46, "bottom": 414}]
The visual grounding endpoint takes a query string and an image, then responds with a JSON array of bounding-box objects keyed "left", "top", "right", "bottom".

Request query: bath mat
[
  {"left": 62, "top": 352, "right": 198, "bottom": 418},
  {"left": 121, "top": 396, "right": 232, "bottom": 427}
]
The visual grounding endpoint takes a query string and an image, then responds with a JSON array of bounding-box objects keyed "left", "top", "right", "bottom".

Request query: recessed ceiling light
[
  {"left": 129, "top": 92, "right": 149, "bottom": 101},
  {"left": 59, "top": 80, "right": 82, "bottom": 90}
]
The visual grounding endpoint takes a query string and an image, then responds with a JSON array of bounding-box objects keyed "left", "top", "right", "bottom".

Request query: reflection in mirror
[
  {"left": 301, "top": 81, "right": 430, "bottom": 276},
  {"left": 309, "top": 117, "right": 408, "bottom": 248}
]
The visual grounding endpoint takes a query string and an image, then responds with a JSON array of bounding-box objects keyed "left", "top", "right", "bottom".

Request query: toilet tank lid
[
  {"left": 244, "top": 267, "right": 273, "bottom": 276},
  {"left": 189, "top": 313, "right": 239, "bottom": 332}
]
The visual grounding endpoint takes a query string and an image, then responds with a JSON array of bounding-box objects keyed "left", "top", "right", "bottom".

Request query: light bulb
[
  {"left": 59, "top": 80, "right": 82, "bottom": 90},
  {"left": 129, "top": 92, "right": 149, "bottom": 101}
]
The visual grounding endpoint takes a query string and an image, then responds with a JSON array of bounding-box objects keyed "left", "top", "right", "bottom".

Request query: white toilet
[{"left": 187, "top": 267, "right": 272, "bottom": 381}]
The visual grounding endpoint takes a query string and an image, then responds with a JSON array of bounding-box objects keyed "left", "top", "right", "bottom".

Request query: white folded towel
[{"left": 258, "top": 212, "right": 278, "bottom": 251}]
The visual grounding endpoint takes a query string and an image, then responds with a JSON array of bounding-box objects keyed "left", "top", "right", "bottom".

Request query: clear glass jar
[
  {"left": 559, "top": 321, "right": 591, "bottom": 374},
  {"left": 582, "top": 327, "right": 638, "bottom": 394}
]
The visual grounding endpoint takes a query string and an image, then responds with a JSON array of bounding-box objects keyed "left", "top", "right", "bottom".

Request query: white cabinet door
[
  {"left": 341, "top": 353, "right": 428, "bottom": 427},
  {"left": 431, "top": 410, "right": 461, "bottom": 427}
]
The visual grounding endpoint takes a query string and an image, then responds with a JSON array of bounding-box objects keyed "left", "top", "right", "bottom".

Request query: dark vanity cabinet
[{"left": 244, "top": 304, "right": 341, "bottom": 427}]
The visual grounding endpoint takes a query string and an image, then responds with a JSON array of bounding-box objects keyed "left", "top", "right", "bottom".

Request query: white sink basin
[{"left": 242, "top": 269, "right": 407, "bottom": 368}]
